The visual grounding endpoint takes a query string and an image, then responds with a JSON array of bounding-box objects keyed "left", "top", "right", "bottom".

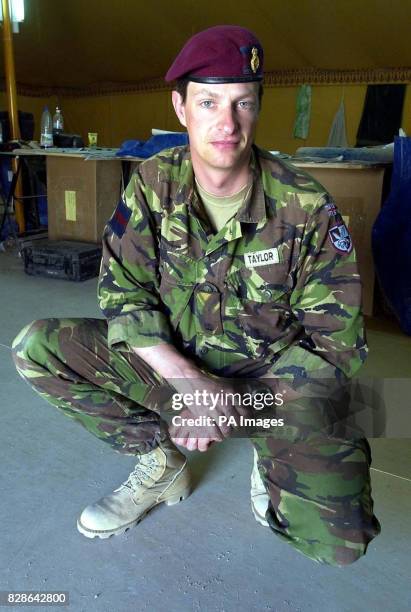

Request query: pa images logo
[{"left": 328, "top": 223, "right": 353, "bottom": 254}]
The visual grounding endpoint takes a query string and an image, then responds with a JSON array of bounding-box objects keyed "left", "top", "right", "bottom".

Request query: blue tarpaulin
[
  {"left": 116, "top": 133, "right": 188, "bottom": 158},
  {"left": 295, "top": 144, "right": 393, "bottom": 163},
  {"left": 372, "top": 137, "right": 411, "bottom": 334}
]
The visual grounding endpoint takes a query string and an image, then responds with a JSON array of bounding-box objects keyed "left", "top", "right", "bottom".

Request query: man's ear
[{"left": 172, "top": 91, "right": 187, "bottom": 128}]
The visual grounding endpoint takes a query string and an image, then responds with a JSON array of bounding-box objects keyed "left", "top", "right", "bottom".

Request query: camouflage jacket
[{"left": 98, "top": 145, "right": 367, "bottom": 382}]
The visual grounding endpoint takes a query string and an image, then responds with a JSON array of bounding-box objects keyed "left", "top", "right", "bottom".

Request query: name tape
[{"left": 244, "top": 248, "right": 279, "bottom": 268}]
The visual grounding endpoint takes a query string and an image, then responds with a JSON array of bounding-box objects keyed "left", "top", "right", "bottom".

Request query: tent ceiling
[{"left": 3, "top": 0, "right": 411, "bottom": 90}]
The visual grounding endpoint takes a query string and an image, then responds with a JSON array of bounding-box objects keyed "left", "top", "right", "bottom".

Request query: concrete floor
[{"left": 1, "top": 248, "right": 410, "bottom": 612}]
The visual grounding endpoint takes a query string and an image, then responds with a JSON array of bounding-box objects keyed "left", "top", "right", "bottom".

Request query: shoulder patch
[
  {"left": 109, "top": 198, "right": 132, "bottom": 238},
  {"left": 324, "top": 201, "right": 338, "bottom": 217},
  {"left": 328, "top": 223, "right": 353, "bottom": 254}
]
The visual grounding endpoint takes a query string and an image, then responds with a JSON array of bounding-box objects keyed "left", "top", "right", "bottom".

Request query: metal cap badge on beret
[{"left": 165, "top": 25, "right": 264, "bottom": 83}]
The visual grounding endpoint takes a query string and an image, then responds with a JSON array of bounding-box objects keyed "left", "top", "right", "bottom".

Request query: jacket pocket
[
  {"left": 159, "top": 253, "right": 197, "bottom": 330},
  {"left": 224, "top": 263, "right": 295, "bottom": 357},
  {"left": 226, "top": 263, "right": 292, "bottom": 303}
]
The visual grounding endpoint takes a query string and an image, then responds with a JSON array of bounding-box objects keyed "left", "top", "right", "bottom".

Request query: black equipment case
[{"left": 22, "top": 240, "right": 102, "bottom": 281}]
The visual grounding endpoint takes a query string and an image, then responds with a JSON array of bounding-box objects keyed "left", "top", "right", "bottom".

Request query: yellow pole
[{"left": 1, "top": 0, "right": 24, "bottom": 233}]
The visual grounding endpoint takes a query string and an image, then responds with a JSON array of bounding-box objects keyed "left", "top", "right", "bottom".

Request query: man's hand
[
  {"left": 132, "top": 344, "right": 262, "bottom": 445},
  {"left": 170, "top": 435, "right": 215, "bottom": 453},
  {"left": 171, "top": 373, "right": 246, "bottom": 425},
  {"left": 169, "top": 407, "right": 223, "bottom": 452}
]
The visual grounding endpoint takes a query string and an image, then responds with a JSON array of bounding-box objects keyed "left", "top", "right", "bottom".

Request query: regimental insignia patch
[
  {"left": 109, "top": 198, "right": 132, "bottom": 238},
  {"left": 250, "top": 47, "right": 259, "bottom": 73},
  {"left": 328, "top": 223, "right": 353, "bottom": 253}
]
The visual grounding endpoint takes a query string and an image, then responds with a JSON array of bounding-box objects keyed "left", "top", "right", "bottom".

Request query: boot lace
[{"left": 118, "top": 454, "right": 160, "bottom": 491}]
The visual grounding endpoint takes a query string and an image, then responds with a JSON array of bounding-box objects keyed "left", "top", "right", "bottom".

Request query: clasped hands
[{"left": 167, "top": 374, "right": 266, "bottom": 452}]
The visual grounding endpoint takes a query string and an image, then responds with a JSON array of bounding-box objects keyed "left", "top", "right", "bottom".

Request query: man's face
[{"left": 172, "top": 81, "right": 260, "bottom": 173}]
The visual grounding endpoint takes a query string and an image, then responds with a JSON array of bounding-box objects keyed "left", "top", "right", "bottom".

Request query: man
[{"left": 12, "top": 25, "right": 380, "bottom": 565}]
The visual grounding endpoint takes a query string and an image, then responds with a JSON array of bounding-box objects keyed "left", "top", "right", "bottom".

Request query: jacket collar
[{"left": 175, "top": 145, "right": 267, "bottom": 226}]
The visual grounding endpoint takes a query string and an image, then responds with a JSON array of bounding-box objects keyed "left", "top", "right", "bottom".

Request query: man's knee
[
  {"left": 327, "top": 545, "right": 366, "bottom": 567},
  {"left": 12, "top": 319, "right": 45, "bottom": 352},
  {"left": 305, "top": 541, "right": 367, "bottom": 567},
  {"left": 266, "top": 500, "right": 379, "bottom": 567},
  {"left": 11, "top": 319, "right": 54, "bottom": 373},
  {"left": 268, "top": 523, "right": 368, "bottom": 567}
]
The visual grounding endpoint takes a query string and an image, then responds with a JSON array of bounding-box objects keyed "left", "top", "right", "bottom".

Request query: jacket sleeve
[
  {"left": 268, "top": 194, "right": 368, "bottom": 389},
  {"left": 97, "top": 170, "right": 173, "bottom": 351}
]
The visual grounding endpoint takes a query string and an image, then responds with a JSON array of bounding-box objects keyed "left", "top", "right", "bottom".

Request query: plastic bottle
[
  {"left": 40, "top": 107, "right": 53, "bottom": 147},
  {"left": 52, "top": 106, "right": 64, "bottom": 134}
]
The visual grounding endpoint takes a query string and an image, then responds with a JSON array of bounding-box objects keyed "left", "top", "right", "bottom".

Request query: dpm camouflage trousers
[{"left": 11, "top": 317, "right": 381, "bottom": 567}]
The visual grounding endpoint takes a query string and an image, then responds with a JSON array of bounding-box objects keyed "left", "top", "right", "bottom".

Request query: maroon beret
[{"left": 165, "top": 25, "right": 264, "bottom": 83}]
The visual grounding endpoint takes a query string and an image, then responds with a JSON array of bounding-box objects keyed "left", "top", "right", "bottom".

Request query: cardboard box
[
  {"left": 293, "top": 162, "right": 386, "bottom": 316},
  {"left": 46, "top": 156, "right": 123, "bottom": 243}
]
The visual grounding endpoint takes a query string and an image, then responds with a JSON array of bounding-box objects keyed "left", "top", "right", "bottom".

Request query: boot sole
[{"left": 77, "top": 486, "right": 191, "bottom": 539}]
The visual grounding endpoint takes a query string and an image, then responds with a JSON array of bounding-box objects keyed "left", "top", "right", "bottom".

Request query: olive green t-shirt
[{"left": 195, "top": 180, "right": 251, "bottom": 233}]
